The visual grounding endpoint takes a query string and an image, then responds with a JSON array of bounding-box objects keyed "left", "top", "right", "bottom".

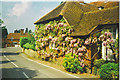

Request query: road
[{"left": 0, "top": 47, "right": 83, "bottom": 79}]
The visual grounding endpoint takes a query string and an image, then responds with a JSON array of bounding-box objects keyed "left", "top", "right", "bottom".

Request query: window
[
  {"left": 102, "top": 24, "right": 118, "bottom": 61},
  {"left": 79, "top": 3, "right": 85, "bottom": 5},
  {"left": 98, "top": 6, "right": 104, "bottom": 10},
  {"left": 108, "top": 26, "right": 118, "bottom": 39},
  {"left": 101, "top": 24, "right": 118, "bottom": 39},
  {"left": 49, "top": 41, "right": 58, "bottom": 50}
]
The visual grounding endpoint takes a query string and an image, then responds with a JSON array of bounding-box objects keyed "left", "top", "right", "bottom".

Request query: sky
[{"left": 1, "top": 0, "right": 99, "bottom": 33}]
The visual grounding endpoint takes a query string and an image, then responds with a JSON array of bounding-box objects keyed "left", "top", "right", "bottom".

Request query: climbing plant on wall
[{"left": 34, "top": 18, "right": 118, "bottom": 74}]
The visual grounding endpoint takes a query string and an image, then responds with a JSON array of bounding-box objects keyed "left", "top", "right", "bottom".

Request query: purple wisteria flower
[
  {"left": 105, "top": 32, "right": 107, "bottom": 36},
  {"left": 58, "top": 23, "right": 63, "bottom": 27},
  {"left": 64, "top": 24, "right": 67, "bottom": 27},
  {"left": 84, "top": 38, "right": 91, "bottom": 45},
  {"left": 103, "top": 41, "right": 107, "bottom": 46},
  {"left": 70, "top": 39, "right": 76, "bottom": 44}
]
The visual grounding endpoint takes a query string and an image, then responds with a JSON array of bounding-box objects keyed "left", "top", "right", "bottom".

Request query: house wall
[{"left": 7, "top": 39, "right": 19, "bottom": 47}]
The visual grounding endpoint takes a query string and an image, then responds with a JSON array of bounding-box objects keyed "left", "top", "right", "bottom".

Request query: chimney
[{"left": 20, "top": 29, "right": 24, "bottom": 35}]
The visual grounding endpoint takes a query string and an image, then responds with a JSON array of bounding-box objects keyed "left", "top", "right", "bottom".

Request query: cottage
[
  {"left": 34, "top": 1, "right": 118, "bottom": 61},
  {"left": 7, "top": 29, "right": 30, "bottom": 47}
]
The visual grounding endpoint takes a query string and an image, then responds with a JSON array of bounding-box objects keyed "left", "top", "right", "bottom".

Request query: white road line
[
  {"left": 22, "top": 56, "right": 81, "bottom": 78},
  {"left": 3, "top": 55, "right": 6, "bottom": 57},
  {"left": 3, "top": 54, "right": 30, "bottom": 79},
  {"left": 3, "top": 54, "right": 18, "bottom": 67},
  {"left": 23, "top": 72, "right": 29, "bottom": 78}
]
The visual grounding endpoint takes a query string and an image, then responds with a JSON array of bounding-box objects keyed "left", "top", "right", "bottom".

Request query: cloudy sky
[{"left": 1, "top": 0, "right": 98, "bottom": 33}]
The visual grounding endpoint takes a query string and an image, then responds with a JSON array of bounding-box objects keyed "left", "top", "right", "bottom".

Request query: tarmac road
[{"left": 0, "top": 47, "right": 83, "bottom": 79}]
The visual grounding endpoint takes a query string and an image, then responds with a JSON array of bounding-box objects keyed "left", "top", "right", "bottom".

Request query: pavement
[{"left": 0, "top": 47, "right": 98, "bottom": 79}]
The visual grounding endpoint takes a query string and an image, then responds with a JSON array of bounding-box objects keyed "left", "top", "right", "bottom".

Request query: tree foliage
[
  {"left": 99, "top": 62, "right": 118, "bottom": 79},
  {"left": 20, "top": 37, "right": 30, "bottom": 48},
  {"left": 25, "top": 28, "right": 28, "bottom": 33}
]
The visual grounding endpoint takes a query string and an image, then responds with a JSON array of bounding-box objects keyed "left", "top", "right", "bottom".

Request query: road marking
[
  {"left": 3, "top": 54, "right": 30, "bottom": 79},
  {"left": 3, "top": 54, "right": 18, "bottom": 67},
  {"left": 23, "top": 72, "right": 29, "bottom": 78},
  {"left": 22, "top": 56, "right": 81, "bottom": 78},
  {"left": 3, "top": 55, "right": 6, "bottom": 57}
]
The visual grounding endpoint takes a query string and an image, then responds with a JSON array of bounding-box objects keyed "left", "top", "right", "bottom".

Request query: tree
[
  {"left": 25, "top": 28, "right": 28, "bottom": 33},
  {"left": 2, "top": 26, "right": 8, "bottom": 38},
  {"left": 0, "top": 19, "right": 4, "bottom": 26},
  {"left": 0, "top": 19, "right": 8, "bottom": 38},
  {"left": 0, "top": 19, "right": 8, "bottom": 48},
  {"left": 14, "top": 29, "right": 20, "bottom": 33},
  {"left": 28, "top": 29, "right": 32, "bottom": 34},
  {"left": 60, "top": 1, "right": 64, "bottom": 4}
]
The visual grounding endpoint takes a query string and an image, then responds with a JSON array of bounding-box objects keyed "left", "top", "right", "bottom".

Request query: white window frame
[
  {"left": 102, "top": 25, "right": 118, "bottom": 61},
  {"left": 49, "top": 41, "right": 58, "bottom": 50}
]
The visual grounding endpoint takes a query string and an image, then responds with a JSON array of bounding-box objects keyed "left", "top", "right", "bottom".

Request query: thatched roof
[
  {"left": 71, "top": 6, "right": 119, "bottom": 36},
  {"left": 60, "top": 2, "right": 98, "bottom": 26},
  {"left": 34, "top": 1, "right": 119, "bottom": 36},
  {"left": 34, "top": 2, "right": 66, "bottom": 24},
  {"left": 34, "top": 2, "right": 98, "bottom": 25},
  {"left": 89, "top": 1, "right": 119, "bottom": 8}
]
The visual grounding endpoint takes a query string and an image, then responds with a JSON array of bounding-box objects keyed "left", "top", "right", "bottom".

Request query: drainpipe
[
  {"left": 106, "top": 47, "right": 108, "bottom": 63},
  {"left": 90, "top": 45, "right": 93, "bottom": 74}
]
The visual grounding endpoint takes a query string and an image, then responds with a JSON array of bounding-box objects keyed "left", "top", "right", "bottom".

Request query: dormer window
[
  {"left": 98, "top": 6, "right": 104, "bottom": 10},
  {"left": 79, "top": 3, "right": 85, "bottom": 5}
]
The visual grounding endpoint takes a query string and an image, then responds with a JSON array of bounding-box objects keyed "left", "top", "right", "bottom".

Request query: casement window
[
  {"left": 49, "top": 41, "right": 58, "bottom": 50},
  {"left": 49, "top": 41, "right": 55, "bottom": 49},
  {"left": 102, "top": 24, "right": 118, "bottom": 61},
  {"left": 98, "top": 6, "right": 104, "bottom": 10},
  {"left": 109, "top": 26, "right": 118, "bottom": 39},
  {"left": 102, "top": 24, "right": 118, "bottom": 39}
]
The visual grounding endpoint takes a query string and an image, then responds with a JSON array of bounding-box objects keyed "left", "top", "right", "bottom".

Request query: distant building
[{"left": 7, "top": 29, "right": 29, "bottom": 47}]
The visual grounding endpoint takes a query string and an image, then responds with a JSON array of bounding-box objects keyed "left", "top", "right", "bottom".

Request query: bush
[
  {"left": 23, "top": 43, "right": 36, "bottom": 51},
  {"left": 93, "top": 59, "right": 105, "bottom": 68},
  {"left": 93, "top": 66, "right": 97, "bottom": 75},
  {"left": 62, "top": 53, "right": 84, "bottom": 73},
  {"left": 23, "top": 43, "right": 31, "bottom": 49},
  {"left": 20, "top": 37, "right": 30, "bottom": 48},
  {"left": 99, "top": 62, "right": 118, "bottom": 79}
]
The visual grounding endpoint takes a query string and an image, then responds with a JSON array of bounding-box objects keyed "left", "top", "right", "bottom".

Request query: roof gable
[{"left": 34, "top": 2, "right": 66, "bottom": 24}]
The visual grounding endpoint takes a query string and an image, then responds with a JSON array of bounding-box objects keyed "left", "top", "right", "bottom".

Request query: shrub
[
  {"left": 62, "top": 53, "right": 84, "bottom": 73},
  {"left": 23, "top": 43, "right": 31, "bottom": 49},
  {"left": 20, "top": 37, "right": 30, "bottom": 48},
  {"left": 93, "top": 66, "right": 97, "bottom": 75},
  {"left": 93, "top": 59, "right": 105, "bottom": 68},
  {"left": 99, "top": 62, "right": 118, "bottom": 79},
  {"left": 77, "top": 66, "right": 83, "bottom": 73},
  {"left": 23, "top": 43, "right": 36, "bottom": 51}
]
